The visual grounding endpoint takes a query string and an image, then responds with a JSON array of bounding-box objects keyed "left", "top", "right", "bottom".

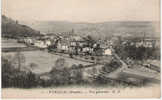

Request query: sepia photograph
[{"left": 1, "top": 0, "right": 161, "bottom": 98}]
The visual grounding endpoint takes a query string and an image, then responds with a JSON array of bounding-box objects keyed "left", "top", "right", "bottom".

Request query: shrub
[
  {"left": 54, "top": 58, "right": 66, "bottom": 70},
  {"left": 70, "top": 68, "right": 84, "bottom": 84},
  {"left": 102, "top": 60, "right": 121, "bottom": 73},
  {"left": 2, "top": 56, "right": 38, "bottom": 88},
  {"left": 50, "top": 68, "right": 71, "bottom": 86},
  {"left": 115, "top": 42, "right": 160, "bottom": 60}
]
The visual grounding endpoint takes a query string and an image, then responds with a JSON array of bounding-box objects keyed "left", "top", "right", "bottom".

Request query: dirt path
[{"left": 103, "top": 53, "right": 128, "bottom": 79}]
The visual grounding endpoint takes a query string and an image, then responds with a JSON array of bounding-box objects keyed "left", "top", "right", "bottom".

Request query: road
[
  {"left": 103, "top": 53, "right": 128, "bottom": 79},
  {"left": 102, "top": 53, "right": 160, "bottom": 83},
  {"left": 3, "top": 40, "right": 160, "bottom": 83}
]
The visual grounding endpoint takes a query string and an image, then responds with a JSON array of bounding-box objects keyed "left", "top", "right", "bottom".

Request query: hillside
[
  {"left": 2, "top": 15, "right": 42, "bottom": 38},
  {"left": 21, "top": 20, "right": 160, "bottom": 40}
]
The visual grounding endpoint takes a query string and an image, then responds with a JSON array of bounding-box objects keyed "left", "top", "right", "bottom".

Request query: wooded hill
[{"left": 2, "top": 15, "right": 42, "bottom": 38}]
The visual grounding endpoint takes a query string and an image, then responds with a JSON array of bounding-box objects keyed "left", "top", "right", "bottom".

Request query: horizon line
[{"left": 2, "top": 15, "right": 160, "bottom": 24}]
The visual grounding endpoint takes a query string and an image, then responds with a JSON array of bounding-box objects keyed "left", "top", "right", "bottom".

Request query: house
[
  {"left": 82, "top": 47, "right": 93, "bottom": 54},
  {"left": 34, "top": 40, "right": 48, "bottom": 48},
  {"left": 57, "top": 42, "right": 69, "bottom": 51},
  {"left": 44, "top": 39, "right": 52, "bottom": 46},
  {"left": 56, "top": 39, "right": 69, "bottom": 52},
  {"left": 24, "top": 37, "right": 33, "bottom": 45},
  {"left": 103, "top": 48, "right": 112, "bottom": 55}
]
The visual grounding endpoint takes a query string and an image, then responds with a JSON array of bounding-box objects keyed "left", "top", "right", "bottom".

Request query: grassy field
[
  {"left": 2, "top": 38, "right": 92, "bottom": 74},
  {"left": 2, "top": 38, "right": 26, "bottom": 48},
  {"left": 2, "top": 50, "right": 91, "bottom": 74}
]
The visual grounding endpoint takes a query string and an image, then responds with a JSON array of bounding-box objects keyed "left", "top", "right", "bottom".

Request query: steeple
[{"left": 71, "top": 29, "right": 74, "bottom": 34}]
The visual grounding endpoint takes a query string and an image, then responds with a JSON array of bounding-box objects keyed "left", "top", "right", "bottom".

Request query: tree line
[{"left": 2, "top": 51, "right": 132, "bottom": 88}]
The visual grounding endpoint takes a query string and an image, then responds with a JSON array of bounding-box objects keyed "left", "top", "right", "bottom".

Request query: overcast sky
[{"left": 2, "top": 0, "right": 160, "bottom": 22}]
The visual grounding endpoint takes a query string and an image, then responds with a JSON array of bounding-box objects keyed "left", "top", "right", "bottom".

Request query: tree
[
  {"left": 12, "top": 50, "right": 26, "bottom": 71},
  {"left": 102, "top": 61, "right": 121, "bottom": 73},
  {"left": 84, "top": 35, "right": 96, "bottom": 47},
  {"left": 49, "top": 67, "right": 71, "bottom": 86},
  {"left": 2, "top": 56, "right": 15, "bottom": 87},
  {"left": 2, "top": 55, "right": 38, "bottom": 88},
  {"left": 70, "top": 68, "right": 83, "bottom": 84},
  {"left": 29, "top": 63, "right": 38, "bottom": 70},
  {"left": 47, "top": 58, "right": 71, "bottom": 86},
  {"left": 54, "top": 58, "right": 66, "bottom": 70}
]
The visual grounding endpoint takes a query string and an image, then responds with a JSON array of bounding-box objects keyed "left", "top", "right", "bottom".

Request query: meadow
[
  {"left": 2, "top": 50, "right": 91, "bottom": 74},
  {"left": 2, "top": 38, "right": 26, "bottom": 48}
]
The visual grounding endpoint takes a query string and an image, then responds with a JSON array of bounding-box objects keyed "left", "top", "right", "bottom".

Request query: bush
[
  {"left": 54, "top": 58, "right": 66, "bottom": 70},
  {"left": 2, "top": 56, "right": 38, "bottom": 88},
  {"left": 102, "top": 61, "right": 121, "bottom": 73},
  {"left": 70, "top": 68, "right": 84, "bottom": 84},
  {"left": 50, "top": 68, "right": 71, "bottom": 86},
  {"left": 46, "top": 62, "right": 85, "bottom": 86},
  {"left": 115, "top": 43, "right": 159, "bottom": 60}
]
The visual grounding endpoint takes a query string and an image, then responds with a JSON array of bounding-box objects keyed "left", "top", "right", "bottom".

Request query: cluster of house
[
  {"left": 17, "top": 31, "right": 159, "bottom": 57},
  {"left": 18, "top": 36, "right": 52, "bottom": 48},
  {"left": 18, "top": 33, "right": 113, "bottom": 56},
  {"left": 122, "top": 38, "right": 159, "bottom": 48},
  {"left": 54, "top": 35, "right": 113, "bottom": 56}
]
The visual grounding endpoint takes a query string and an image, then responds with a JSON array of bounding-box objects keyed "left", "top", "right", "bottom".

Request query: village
[
  {"left": 17, "top": 31, "right": 113, "bottom": 57},
  {"left": 16, "top": 30, "right": 160, "bottom": 59},
  {"left": 2, "top": 29, "right": 160, "bottom": 87},
  {"left": 1, "top": 0, "right": 161, "bottom": 98}
]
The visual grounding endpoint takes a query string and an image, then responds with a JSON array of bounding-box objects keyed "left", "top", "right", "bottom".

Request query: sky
[{"left": 2, "top": 0, "right": 160, "bottom": 22}]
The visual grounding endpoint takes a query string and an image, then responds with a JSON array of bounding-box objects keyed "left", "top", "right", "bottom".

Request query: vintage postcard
[{"left": 1, "top": 0, "right": 161, "bottom": 98}]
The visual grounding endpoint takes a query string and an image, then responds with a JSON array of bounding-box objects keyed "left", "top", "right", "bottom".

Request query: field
[
  {"left": 2, "top": 50, "right": 91, "bottom": 74},
  {"left": 2, "top": 38, "right": 26, "bottom": 48},
  {"left": 2, "top": 38, "right": 91, "bottom": 74},
  {"left": 2, "top": 38, "right": 160, "bottom": 85}
]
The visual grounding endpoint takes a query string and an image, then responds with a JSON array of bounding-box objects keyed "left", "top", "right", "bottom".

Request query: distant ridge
[{"left": 21, "top": 20, "right": 160, "bottom": 40}]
